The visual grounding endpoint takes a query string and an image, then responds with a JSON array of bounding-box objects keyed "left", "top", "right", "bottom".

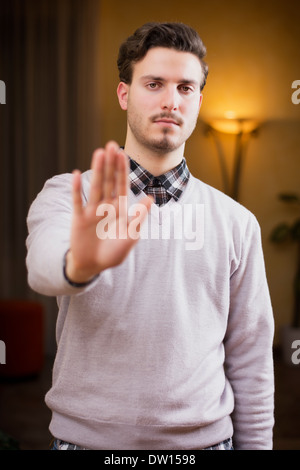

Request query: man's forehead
[{"left": 132, "top": 47, "right": 203, "bottom": 83}]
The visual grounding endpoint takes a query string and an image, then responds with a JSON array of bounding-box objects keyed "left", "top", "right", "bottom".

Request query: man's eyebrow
[
  {"left": 140, "top": 75, "right": 199, "bottom": 86},
  {"left": 180, "top": 79, "right": 199, "bottom": 87},
  {"left": 141, "top": 75, "right": 164, "bottom": 81}
]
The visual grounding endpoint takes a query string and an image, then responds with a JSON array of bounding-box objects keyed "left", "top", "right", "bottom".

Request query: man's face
[{"left": 118, "top": 47, "right": 203, "bottom": 155}]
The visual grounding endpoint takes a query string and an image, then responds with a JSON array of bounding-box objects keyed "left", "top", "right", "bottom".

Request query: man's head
[
  {"left": 117, "top": 22, "right": 208, "bottom": 92},
  {"left": 117, "top": 23, "right": 208, "bottom": 159}
]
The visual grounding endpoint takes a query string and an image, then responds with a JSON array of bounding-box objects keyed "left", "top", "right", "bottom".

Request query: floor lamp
[{"left": 202, "top": 118, "right": 260, "bottom": 201}]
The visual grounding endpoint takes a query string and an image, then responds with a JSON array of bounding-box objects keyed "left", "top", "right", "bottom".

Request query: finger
[
  {"left": 139, "top": 195, "right": 154, "bottom": 212},
  {"left": 127, "top": 195, "right": 153, "bottom": 239},
  {"left": 89, "top": 148, "right": 105, "bottom": 206},
  {"left": 72, "top": 170, "right": 84, "bottom": 216},
  {"left": 103, "top": 141, "right": 118, "bottom": 200}
]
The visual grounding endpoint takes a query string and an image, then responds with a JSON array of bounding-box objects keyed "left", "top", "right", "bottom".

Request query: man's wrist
[{"left": 63, "top": 250, "right": 99, "bottom": 287}]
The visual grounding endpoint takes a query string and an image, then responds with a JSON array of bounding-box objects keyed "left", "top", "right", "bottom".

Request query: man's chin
[{"left": 147, "top": 136, "right": 182, "bottom": 154}]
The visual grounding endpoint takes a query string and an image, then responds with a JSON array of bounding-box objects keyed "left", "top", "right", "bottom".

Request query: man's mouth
[
  {"left": 155, "top": 119, "right": 179, "bottom": 126},
  {"left": 152, "top": 114, "right": 182, "bottom": 126}
]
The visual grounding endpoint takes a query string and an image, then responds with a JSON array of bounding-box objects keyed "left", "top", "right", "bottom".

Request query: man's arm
[
  {"left": 224, "top": 214, "right": 275, "bottom": 450},
  {"left": 26, "top": 141, "right": 152, "bottom": 296}
]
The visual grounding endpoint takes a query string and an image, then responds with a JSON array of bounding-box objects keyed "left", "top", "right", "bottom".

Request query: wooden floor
[{"left": 0, "top": 353, "right": 299, "bottom": 450}]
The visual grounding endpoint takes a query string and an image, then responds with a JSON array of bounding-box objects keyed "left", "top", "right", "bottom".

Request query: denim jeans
[{"left": 51, "top": 437, "right": 233, "bottom": 450}]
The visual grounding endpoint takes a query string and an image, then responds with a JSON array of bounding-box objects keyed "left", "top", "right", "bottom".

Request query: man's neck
[{"left": 124, "top": 140, "right": 185, "bottom": 177}]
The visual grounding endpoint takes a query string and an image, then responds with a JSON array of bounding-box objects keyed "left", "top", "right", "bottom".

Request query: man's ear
[
  {"left": 198, "top": 93, "right": 203, "bottom": 112},
  {"left": 117, "top": 82, "right": 129, "bottom": 110}
]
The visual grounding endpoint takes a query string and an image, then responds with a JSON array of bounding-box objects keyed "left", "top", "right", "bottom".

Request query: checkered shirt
[{"left": 129, "top": 156, "right": 190, "bottom": 206}]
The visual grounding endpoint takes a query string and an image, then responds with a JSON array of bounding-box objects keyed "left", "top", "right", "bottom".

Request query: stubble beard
[
  {"left": 129, "top": 122, "right": 180, "bottom": 155},
  {"left": 148, "top": 128, "right": 179, "bottom": 154},
  {"left": 127, "top": 110, "right": 196, "bottom": 156}
]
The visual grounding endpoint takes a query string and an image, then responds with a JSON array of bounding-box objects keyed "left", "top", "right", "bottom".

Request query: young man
[{"left": 26, "top": 22, "right": 274, "bottom": 450}]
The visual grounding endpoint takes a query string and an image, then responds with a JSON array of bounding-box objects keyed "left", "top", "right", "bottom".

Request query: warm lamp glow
[
  {"left": 224, "top": 110, "right": 237, "bottom": 119},
  {"left": 208, "top": 115, "right": 259, "bottom": 135}
]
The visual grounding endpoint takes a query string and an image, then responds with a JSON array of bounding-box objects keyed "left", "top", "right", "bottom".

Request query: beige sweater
[{"left": 26, "top": 171, "right": 274, "bottom": 450}]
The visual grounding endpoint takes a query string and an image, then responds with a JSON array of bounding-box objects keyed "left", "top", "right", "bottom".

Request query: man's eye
[
  {"left": 180, "top": 85, "right": 192, "bottom": 93},
  {"left": 148, "top": 83, "right": 158, "bottom": 89}
]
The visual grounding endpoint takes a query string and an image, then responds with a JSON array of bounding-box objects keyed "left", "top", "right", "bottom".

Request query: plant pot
[{"left": 281, "top": 325, "right": 300, "bottom": 366}]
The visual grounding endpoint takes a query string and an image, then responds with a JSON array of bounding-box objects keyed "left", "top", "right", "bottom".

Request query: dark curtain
[{"left": 0, "top": 0, "right": 102, "bottom": 352}]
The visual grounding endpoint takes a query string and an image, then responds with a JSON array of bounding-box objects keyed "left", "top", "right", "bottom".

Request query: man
[{"left": 26, "top": 22, "right": 274, "bottom": 450}]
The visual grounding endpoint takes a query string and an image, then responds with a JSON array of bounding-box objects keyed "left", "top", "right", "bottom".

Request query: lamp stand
[{"left": 203, "top": 123, "right": 259, "bottom": 201}]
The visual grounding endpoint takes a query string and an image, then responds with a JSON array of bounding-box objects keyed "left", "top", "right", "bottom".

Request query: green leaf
[
  {"left": 270, "top": 223, "right": 291, "bottom": 243},
  {"left": 278, "top": 193, "right": 300, "bottom": 203},
  {"left": 291, "top": 219, "right": 300, "bottom": 241},
  {"left": 0, "top": 430, "right": 19, "bottom": 450}
]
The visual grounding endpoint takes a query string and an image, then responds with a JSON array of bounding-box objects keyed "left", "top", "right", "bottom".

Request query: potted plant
[{"left": 270, "top": 193, "right": 300, "bottom": 365}]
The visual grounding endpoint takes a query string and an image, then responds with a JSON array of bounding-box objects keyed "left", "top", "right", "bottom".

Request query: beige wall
[{"left": 97, "top": 0, "right": 300, "bottom": 344}]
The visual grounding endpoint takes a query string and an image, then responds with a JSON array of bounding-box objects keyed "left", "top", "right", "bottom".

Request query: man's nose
[{"left": 160, "top": 87, "right": 179, "bottom": 111}]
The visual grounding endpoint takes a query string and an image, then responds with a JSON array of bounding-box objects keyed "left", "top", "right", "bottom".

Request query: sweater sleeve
[
  {"left": 224, "top": 213, "right": 275, "bottom": 450},
  {"left": 26, "top": 173, "right": 98, "bottom": 297}
]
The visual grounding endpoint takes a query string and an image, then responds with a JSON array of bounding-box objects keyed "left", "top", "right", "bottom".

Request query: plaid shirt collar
[{"left": 129, "top": 156, "right": 190, "bottom": 206}]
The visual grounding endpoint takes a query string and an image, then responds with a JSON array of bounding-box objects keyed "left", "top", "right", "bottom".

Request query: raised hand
[{"left": 65, "top": 141, "right": 152, "bottom": 284}]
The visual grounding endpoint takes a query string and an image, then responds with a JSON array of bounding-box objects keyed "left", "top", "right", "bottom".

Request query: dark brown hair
[{"left": 117, "top": 22, "right": 208, "bottom": 91}]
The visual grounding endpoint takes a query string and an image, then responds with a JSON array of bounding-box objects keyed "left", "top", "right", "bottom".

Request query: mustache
[{"left": 151, "top": 113, "right": 183, "bottom": 126}]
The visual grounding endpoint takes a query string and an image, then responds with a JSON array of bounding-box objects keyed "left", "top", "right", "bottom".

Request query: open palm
[{"left": 65, "top": 141, "right": 152, "bottom": 284}]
